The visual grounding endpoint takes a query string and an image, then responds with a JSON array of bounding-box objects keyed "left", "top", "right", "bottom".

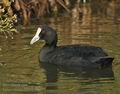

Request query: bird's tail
[{"left": 95, "top": 57, "right": 114, "bottom": 68}]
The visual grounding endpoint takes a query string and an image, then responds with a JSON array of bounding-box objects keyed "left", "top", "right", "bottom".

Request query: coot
[{"left": 30, "top": 25, "right": 114, "bottom": 68}]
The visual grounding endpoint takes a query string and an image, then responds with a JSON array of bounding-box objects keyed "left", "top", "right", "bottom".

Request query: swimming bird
[{"left": 30, "top": 25, "right": 114, "bottom": 69}]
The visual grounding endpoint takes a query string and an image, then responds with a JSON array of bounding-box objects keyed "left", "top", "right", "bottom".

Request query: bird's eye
[
  {"left": 39, "top": 30, "right": 45, "bottom": 39},
  {"left": 41, "top": 29, "right": 45, "bottom": 34}
]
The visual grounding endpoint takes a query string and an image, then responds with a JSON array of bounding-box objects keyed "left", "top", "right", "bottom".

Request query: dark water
[{"left": 0, "top": 10, "right": 120, "bottom": 94}]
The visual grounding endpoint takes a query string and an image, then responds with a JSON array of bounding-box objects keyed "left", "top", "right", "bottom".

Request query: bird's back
[{"left": 42, "top": 44, "right": 111, "bottom": 67}]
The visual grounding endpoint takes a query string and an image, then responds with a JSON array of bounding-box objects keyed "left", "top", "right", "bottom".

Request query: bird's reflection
[
  {"left": 40, "top": 61, "right": 114, "bottom": 92},
  {"left": 40, "top": 62, "right": 59, "bottom": 91}
]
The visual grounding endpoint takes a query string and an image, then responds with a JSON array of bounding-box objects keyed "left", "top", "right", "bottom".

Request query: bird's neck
[
  {"left": 41, "top": 42, "right": 57, "bottom": 56},
  {"left": 40, "top": 43, "right": 56, "bottom": 62},
  {"left": 45, "top": 39, "right": 57, "bottom": 48},
  {"left": 45, "top": 43, "right": 57, "bottom": 48}
]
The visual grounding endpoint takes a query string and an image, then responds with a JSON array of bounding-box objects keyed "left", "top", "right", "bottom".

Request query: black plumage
[{"left": 30, "top": 25, "right": 114, "bottom": 69}]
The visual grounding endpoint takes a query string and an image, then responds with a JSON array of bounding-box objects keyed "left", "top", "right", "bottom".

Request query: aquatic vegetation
[
  {"left": 0, "top": 0, "right": 17, "bottom": 38},
  {"left": 0, "top": 13, "right": 17, "bottom": 33}
]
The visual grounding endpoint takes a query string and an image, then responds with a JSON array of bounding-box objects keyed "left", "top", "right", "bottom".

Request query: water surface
[{"left": 0, "top": 15, "right": 120, "bottom": 94}]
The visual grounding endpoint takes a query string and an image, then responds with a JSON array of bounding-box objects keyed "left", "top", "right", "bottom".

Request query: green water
[{"left": 0, "top": 16, "right": 120, "bottom": 94}]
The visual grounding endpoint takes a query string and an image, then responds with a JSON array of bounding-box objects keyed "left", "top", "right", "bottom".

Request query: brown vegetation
[
  {"left": 8, "top": 0, "right": 71, "bottom": 25},
  {"left": 1, "top": 0, "right": 120, "bottom": 26}
]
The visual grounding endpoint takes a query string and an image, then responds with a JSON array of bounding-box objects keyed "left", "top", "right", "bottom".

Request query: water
[{"left": 0, "top": 10, "right": 120, "bottom": 94}]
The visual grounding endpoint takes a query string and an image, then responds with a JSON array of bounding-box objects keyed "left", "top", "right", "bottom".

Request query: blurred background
[{"left": 0, "top": 0, "right": 120, "bottom": 94}]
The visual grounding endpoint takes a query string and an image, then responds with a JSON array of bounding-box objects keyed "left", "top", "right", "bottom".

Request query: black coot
[{"left": 30, "top": 25, "right": 114, "bottom": 68}]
